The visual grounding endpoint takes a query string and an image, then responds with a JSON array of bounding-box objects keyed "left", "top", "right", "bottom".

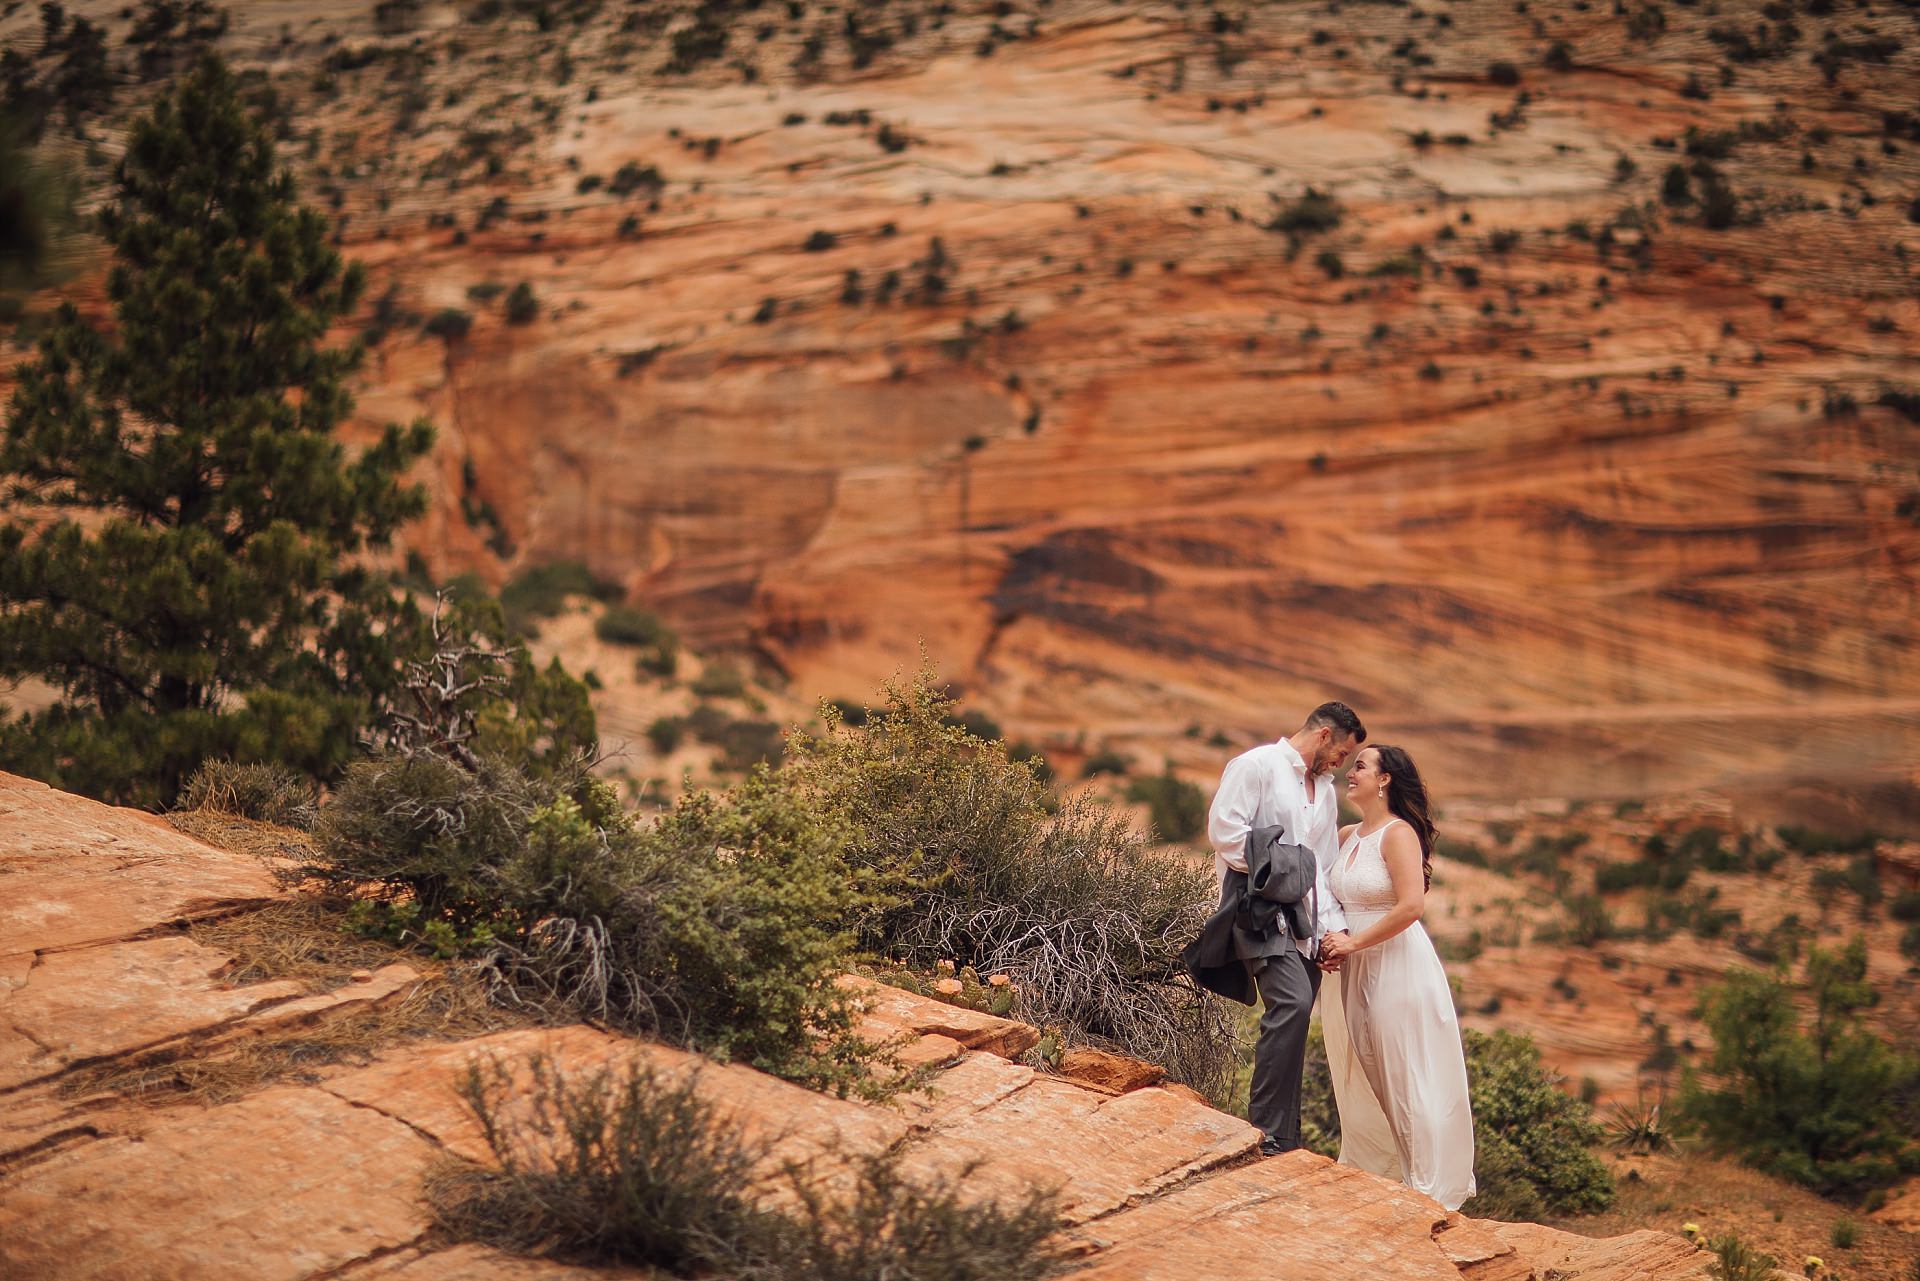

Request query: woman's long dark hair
[{"left": 1373, "top": 744, "right": 1436, "bottom": 890}]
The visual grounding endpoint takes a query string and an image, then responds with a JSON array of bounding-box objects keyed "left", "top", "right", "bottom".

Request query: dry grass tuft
[
  {"left": 64, "top": 895, "right": 528, "bottom": 1107},
  {"left": 174, "top": 760, "right": 319, "bottom": 829},
  {"left": 186, "top": 895, "right": 399, "bottom": 989},
  {"left": 165, "top": 809, "right": 317, "bottom": 887},
  {"left": 62, "top": 966, "right": 515, "bottom": 1106}
]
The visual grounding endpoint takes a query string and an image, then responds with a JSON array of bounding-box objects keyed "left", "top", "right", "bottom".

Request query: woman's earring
[{"left": 1377, "top": 786, "right": 1385, "bottom": 797}]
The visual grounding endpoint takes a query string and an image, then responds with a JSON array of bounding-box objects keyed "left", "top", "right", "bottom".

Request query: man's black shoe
[{"left": 1258, "top": 1136, "right": 1291, "bottom": 1157}]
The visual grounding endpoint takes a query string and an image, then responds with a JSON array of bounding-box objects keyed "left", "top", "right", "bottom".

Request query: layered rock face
[
  {"left": 0, "top": 773, "right": 1713, "bottom": 1279},
  {"left": 5, "top": 0, "right": 1920, "bottom": 809}
]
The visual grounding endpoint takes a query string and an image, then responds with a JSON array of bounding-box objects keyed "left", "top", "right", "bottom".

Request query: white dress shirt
[{"left": 1207, "top": 738, "right": 1349, "bottom": 956}]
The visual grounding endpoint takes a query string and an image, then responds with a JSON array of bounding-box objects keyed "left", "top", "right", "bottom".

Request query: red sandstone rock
[
  {"left": 843, "top": 974, "right": 1042, "bottom": 1059},
  {"left": 0, "top": 1086, "right": 435, "bottom": 1281},
  {"left": 1057, "top": 1045, "right": 1168, "bottom": 1094},
  {"left": 0, "top": 936, "right": 305, "bottom": 1090},
  {"left": 0, "top": 773, "right": 281, "bottom": 955},
  {"left": 1489, "top": 1221, "right": 1713, "bottom": 1281}
]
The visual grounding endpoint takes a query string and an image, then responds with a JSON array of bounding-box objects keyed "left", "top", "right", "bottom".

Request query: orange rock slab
[
  {"left": 0, "top": 1086, "right": 434, "bottom": 1281},
  {"left": 0, "top": 773, "right": 279, "bottom": 956}
]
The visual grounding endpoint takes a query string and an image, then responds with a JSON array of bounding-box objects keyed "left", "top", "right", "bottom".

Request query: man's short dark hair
[{"left": 1305, "top": 701, "right": 1366, "bottom": 743}]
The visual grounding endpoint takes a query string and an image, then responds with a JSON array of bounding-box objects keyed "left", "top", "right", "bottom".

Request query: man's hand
[{"left": 1319, "top": 930, "right": 1353, "bottom": 969}]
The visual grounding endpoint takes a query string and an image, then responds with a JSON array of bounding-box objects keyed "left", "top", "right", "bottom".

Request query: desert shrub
[
  {"left": 505, "top": 282, "right": 539, "bottom": 324},
  {"left": 785, "top": 672, "right": 1234, "bottom": 1098},
  {"left": 1460, "top": 1029, "right": 1614, "bottom": 1220},
  {"left": 314, "top": 750, "right": 566, "bottom": 938},
  {"left": 596, "top": 604, "right": 671, "bottom": 645},
  {"left": 691, "top": 659, "right": 748, "bottom": 699},
  {"left": 502, "top": 770, "right": 877, "bottom": 1085},
  {"left": 1891, "top": 890, "right": 1920, "bottom": 923},
  {"left": 500, "top": 560, "right": 617, "bottom": 634},
  {"left": 175, "top": 760, "right": 318, "bottom": 828},
  {"left": 598, "top": 605, "right": 678, "bottom": 677},
  {"left": 423, "top": 307, "right": 473, "bottom": 340},
  {"left": 1563, "top": 894, "right": 1616, "bottom": 947},
  {"left": 778, "top": 1150, "right": 1065, "bottom": 1281},
  {"left": 1777, "top": 826, "right": 1876, "bottom": 857},
  {"left": 646, "top": 716, "right": 684, "bottom": 755},
  {"left": 310, "top": 614, "right": 871, "bottom": 1086},
  {"left": 1487, "top": 60, "right": 1520, "bottom": 85},
  {"left": 430, "top": 1052, "right": 783, "bottom": 1270},
  {"left": 637, "top": 639, "right": 678, "bottom": 678},
  {"left": 1267, "top": 187, "right": 1342, "bottom": 245},
  {"left": 319, "top": 753, "right": 879, "bottom": 1087},
  {"left": 1680, "top": 939, "right": 1920, "bottom": 1198},
  {"left": 1704, "top": 1233, "right": 1778, "bottom": 1281},
  {"left": 1082, "top": 748, "right": 1131, "bottom": 778},
  {"left": 433, "top": 1051, "right": 1066, "bottom": 1278},
  {"left": 1125, "top": 771, "right": 1206, "bottom": 843},
  {"left": 1831, "top": 1217, "right": 1859, "bottom": 1249},
  {"left": 1595, "top": 859, "right": 1660, "bottom": 893},
  {"left": 1603, "top": 1089, "right": 1680, "bottom": 1154}
]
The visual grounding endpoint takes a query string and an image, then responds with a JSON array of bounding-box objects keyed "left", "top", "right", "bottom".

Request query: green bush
[
  {"left": 1679, "top": 938, "right": 1920, "bottom": 1198},
  {"left": 691, "top": 659, "right": 748, "bottom": 699},
  {"left": 646, "top": 716, "right": 684, "bottom": 755},
  {"left": 1082, "top": 748, "right": 1131, "bottom": 778},
  {"left": 1891, "top": 890, "right": 1920, "bottom": 923},
  {"left": 786, "top": 671, "right": 1233, "bottom": 1098},
  {"left": 1460, "top": 1029, "right": 1615, "bottom": 1220},
  {"left": 595, "top": 605, "right": 673, "bottom": 647},
  {"left": 1777, "top": 826, "right": 1876, "bottom": 857},
  {"left": 1704, "top": 1233, "right": 1778, "bottom": 1281},
  {"left": 1562, "top": 894, "right": 1616, "bottom": 947},
  {"left": 318, "top": 750, "right": 881, "bottom": 1089},
  {"left": 432, "top": 1051, "right": 1066, "bottom": 1278},
  {"left": 500, "top": 560, "right": 618, "bottom": 634},
  {"left": 1125, "top": 772, "right": 1206, "bottom": 843},
  {"left": 423, "top": 308, "right": 473, "bottom": 340},
  {"left": 1830, "top": 1217, "right": 1859, "bottom": 1249},
  {"left": 430, "top": 1052, "right": 784, "bottom": 1271},
  {"left": 1268, "top": 187, "right": 1342, "bottom": 239},
  {"left": 314, "top": 750, "right": 570, "bottom": 935},
  {"left": 1594, "top": 860, "right": 1660, "bottom": 893},
  {"left": 505, "top": 281, "right": 539, "bottom": 325},
  {"left": 175, "top": 759, "right": 318, "bottom": 828}
]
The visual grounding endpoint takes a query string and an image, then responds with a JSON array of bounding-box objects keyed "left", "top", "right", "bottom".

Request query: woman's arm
[{"left": 1324, "top": 825, "right": 1426, "bottom": 956}]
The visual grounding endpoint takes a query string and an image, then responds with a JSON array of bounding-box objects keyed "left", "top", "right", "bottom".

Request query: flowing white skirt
[{"left": 1320, "top": 908, "right": 1477, "bottom": 1210}]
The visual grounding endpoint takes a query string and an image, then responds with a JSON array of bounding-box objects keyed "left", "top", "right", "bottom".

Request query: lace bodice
[{"left": 1331, "top": 819, "right": 1402, "bottom": 912}]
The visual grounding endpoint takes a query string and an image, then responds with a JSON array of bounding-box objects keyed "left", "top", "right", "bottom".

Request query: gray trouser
[{"left": 1246, "top": 947, "right": 1323, "bottom": 1148}]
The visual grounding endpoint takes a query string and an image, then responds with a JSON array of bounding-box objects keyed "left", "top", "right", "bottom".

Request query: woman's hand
[{"left": 1320, "top": 930, "right": 1354, "bottom": 964}]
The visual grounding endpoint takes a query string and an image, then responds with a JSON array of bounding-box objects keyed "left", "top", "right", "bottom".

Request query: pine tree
[{"left": 0, "top": 55, "right": 436, "bottom": 808}]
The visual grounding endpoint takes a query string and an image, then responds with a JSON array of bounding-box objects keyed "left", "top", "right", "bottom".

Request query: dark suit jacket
[{"left": 1183, "top": 823, "right": 1320, "bottom": 1004}]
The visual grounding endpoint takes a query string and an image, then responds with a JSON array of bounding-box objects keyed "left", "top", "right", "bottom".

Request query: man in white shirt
[{"left": 1207, "top": 701, "right": 1366, "bottom": 1156}]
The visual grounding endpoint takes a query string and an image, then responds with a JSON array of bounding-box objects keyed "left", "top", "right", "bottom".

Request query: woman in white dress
[{"left": 1317, "top": 744, "right": 1477, "bottom": 1210}]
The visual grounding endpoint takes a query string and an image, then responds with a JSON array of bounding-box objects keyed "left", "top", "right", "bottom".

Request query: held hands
[{"left": 1318, "top": 930, "right": 1355, "bottom": 970}]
